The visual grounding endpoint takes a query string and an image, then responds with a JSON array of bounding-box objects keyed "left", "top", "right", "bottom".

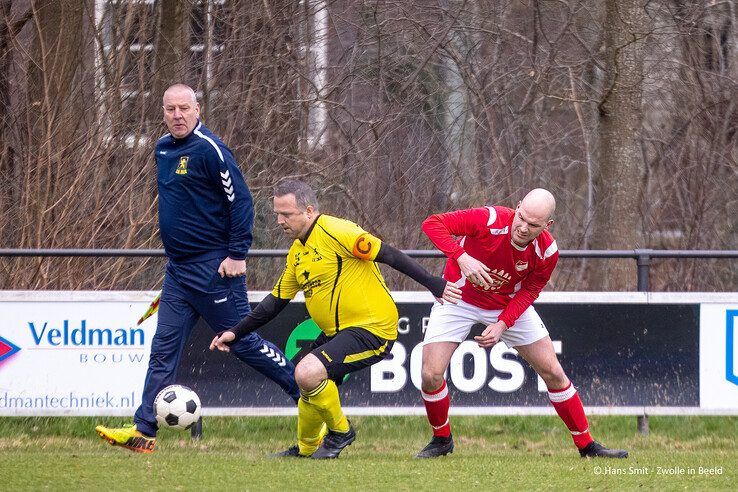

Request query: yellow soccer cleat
[{"left": 95, "top": 424, "right": 156, "bottom": 454}]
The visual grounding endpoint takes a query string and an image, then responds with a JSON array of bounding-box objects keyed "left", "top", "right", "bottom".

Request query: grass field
[{"left": 1, "top": 415, "right": 736, "bottom": 490}]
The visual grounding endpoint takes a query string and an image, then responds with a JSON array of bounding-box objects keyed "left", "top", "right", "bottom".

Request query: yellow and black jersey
[{"left": 271, "top": 214, "right": 398, "bottom": 340}]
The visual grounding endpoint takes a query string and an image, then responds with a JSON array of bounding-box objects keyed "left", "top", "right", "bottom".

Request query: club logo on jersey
[
  {"left": 299, "top": 270, "right": 322, "bottom": 298},
  {"left": 489, "top": 269, "right": 512, "bottom": 290},
  {"left": 352, "top": 234, "right": 375, "bottom": 260},
  {"left": 470, "top": 269, "right": 512, "bottom": 291},
  {"left": 515, "top": 260, "right": 529, "bottom": 272},
  {"left": 0, "top": 336, "right": 21, "bottom": 363},
  {"left": 311, "top": 247, "right": 323, "bottom": 262},
  {"left": 176, "top": 156, "right": 189, "bottom": 175}
]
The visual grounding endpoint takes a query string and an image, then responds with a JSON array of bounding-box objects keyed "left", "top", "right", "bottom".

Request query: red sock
[
  {"left": 422, "top": 380, "right": 451, "bottom": 437},
  {"left": 548, "top": 382, "right": 593, "bottom": 449}
]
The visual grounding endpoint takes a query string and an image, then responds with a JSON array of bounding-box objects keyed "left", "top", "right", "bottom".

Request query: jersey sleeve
[
  {"left": 498, "top": 245, "right": 559, "bottom": 328},
  {"left": 202, "top": 140, "right": 254, "bottom": 260},
  {"left": 421, "top": 208, "right": 490, "bottom": 260},
  {"left": 271, "top": 250, "right": 301, "bottom": 300},
  {"left": 325, "top": 218, "right": 383, "bottom": 261}
]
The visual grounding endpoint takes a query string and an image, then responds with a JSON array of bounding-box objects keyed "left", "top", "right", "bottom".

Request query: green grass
[{"left": 1, "top": 416, "right": 736, "bottom": 490}]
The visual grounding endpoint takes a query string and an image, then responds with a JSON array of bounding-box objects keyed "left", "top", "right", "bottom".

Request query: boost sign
[{"left": 179, "top": 301, "right": 700, "bottom": 408}]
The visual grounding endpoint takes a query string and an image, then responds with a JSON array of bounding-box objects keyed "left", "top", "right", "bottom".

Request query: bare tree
[{"left": 0, "top": 0, "right": 735, "bottom": 292}]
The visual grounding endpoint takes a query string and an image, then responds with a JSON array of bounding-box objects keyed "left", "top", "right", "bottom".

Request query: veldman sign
[
  {"left": 0, "top": 300, "right": 154, "bottom": 416},
  {"left": 179, "top": 300, "right": 700, "bottom": 408}
]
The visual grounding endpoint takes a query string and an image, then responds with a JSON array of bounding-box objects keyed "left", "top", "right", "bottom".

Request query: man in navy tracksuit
[{"left": 96, "top": 84, "right": 299, "bottom": 453}]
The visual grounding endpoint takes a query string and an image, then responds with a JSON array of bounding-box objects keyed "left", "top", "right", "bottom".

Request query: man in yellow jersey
[{"left": 210, "top": 179, "right": 461, "bottom": 459}]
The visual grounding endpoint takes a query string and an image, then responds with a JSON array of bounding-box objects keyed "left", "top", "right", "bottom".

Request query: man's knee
[
  {"left": 294, "top": 355, "right": 327, "bottom": 391},
  {"left": 420, "top": 364, "right": 445, "bottom": 392},
  {"left": 538, "top": 364, "right": 568, "bottom": 389}
]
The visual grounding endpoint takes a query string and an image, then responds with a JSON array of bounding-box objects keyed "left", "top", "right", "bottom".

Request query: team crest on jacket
[
  {"left": 515, "top": 260, "right": 528, "bottom": 272},
  {"left": 176, "top": 156, "right": 189, "bottom": 175}
]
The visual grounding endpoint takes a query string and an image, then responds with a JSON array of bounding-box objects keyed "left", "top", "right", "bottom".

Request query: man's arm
[
  {"left": 374, "top": 243, "right": 461, "bottom": 303},
  {"left": 498, "top": 250, "right": 559, "bottom": 328},
  {"left": 475, "top": 265, "right": 554, "bottom": 349},
  {"left": 423, "top": 208, "right": 496, "bottom": 289},
  {"left": 207, "top": 142, "right": 252, "bottom": 277},
  {"left": 421, "top": 208, "right": 489, "bottom": 260},
  {"left": 210, "top": 294, "right": 289, "bottom": 351}
]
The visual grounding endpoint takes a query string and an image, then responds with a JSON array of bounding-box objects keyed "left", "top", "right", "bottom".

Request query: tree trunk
[
  {"left": 150, "top": 0, "right": 189, "bottom": 122},
  {"left": 589, "top": 0, "right": 647, "bottom": 290},
  {"left": 26, "top": 0, "right": 84, "bottom": 247}
]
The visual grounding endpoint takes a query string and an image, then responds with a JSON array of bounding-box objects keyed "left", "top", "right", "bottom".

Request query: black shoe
[
  {"left": 579, "top": 441, "right": 628, "bottom": 459},
  {"left": 416, "top": 435, "right": 455, "bottom": 458},
  {"left": 311, "top": 424, "right": 356, "bottom": 459},
  {"left": 271, "top": 445, "right": 307, "bottom": 458}
]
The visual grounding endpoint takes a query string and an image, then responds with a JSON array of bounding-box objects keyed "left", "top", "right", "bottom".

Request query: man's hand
[
  {"left": 474, "top": 320, "right": 507, "bottom": 348},
  {"left": 210, "top": 331, "right": 236, "bottom": 352},
  {"left": 218, "top": 257, "right": 246, "bottom": 278},
  {"left": 436, "top": 281, "right": 463, "bottom": 305},
  {"left": 457, "top": 252, "right": 493, "bottom": 290}
]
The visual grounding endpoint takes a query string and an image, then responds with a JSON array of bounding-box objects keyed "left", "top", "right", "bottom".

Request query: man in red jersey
[{"left": 416, "top": 189, "right": 628, "bottom": 459}]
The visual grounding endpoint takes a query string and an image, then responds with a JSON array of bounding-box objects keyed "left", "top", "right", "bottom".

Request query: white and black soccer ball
[{"left": 154, "top": 384, "right": 202, "bottom": 430}]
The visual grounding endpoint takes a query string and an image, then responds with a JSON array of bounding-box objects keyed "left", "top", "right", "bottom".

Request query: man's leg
[
  {"left": 416, "top": 300, "right": 477, "bottom": 458},
  {"left": 133, "top": 288, "right": 199, "bottom": 437},
  {"left": 97, "top": 270, "right": 197, "bottom": 453},
  {"left": 298, "top": 328, "right": 391, "bottom": 459},
  {"left": 420, "top": 342, "right": 458, "bottom": 440},
  {"left": 195, "top": 269, "right": 299, "bottom": 402},
  {"left": 515, "top": 336, "right": 628, "bottom": 458},
  {"left": 295, "top": 354, "right": 349, "bottom": 432}
]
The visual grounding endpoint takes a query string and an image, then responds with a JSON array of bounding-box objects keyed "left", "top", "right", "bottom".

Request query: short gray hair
[
  {"left": 274, "top": 180, "right": 319, "bottom": 210},
  {"left": 163, "top": 84, "right": 197, "bottom": 104}
]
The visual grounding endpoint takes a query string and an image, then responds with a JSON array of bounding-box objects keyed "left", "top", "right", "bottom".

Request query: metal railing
[{"left": 1, "top": 248, "right": 736, "bottom": 291}]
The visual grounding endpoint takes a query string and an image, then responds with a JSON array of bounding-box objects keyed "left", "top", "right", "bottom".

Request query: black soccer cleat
[
  {"left": 579, "top": 441, "right": 628, "bottom": 459},
  {"left": 271, "top": 445, "right": 307, "bottom": 458},
  {"left": 416, "top": 435, "right": 455, "bottom": 458},
  {"left": 311, "top": 423, "right": 356, "bottom": 459}
]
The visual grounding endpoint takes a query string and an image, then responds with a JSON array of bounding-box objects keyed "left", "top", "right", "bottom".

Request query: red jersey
[{"left": 422, "top": 206, "right": 558, "bottom": 328}]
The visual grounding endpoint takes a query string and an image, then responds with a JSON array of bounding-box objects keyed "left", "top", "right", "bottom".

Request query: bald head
[
  {"left": 511, "top": 188, "right": 556, "bottom": 247},
  {"left": 521, "top": 188, "right": 556, "bottom": 222}
]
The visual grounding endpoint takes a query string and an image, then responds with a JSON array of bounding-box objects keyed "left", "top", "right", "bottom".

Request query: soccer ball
[{"left": 154, "top": 384, "right": 201, "bottom": 430}]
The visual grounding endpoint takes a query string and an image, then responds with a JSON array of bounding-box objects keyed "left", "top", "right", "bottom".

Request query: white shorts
[{"left": 423, "top": 299, "right": 549, "bottom": 348}]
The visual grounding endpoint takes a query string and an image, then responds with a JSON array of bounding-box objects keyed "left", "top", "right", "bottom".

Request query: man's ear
[{"left": 545, "top": 219, "right": 554, "bottom": 230}]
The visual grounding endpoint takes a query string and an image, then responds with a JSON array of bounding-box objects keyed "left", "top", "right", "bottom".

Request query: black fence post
[{"left": 635, "top": 249, "right": 652, "bottom": 292}]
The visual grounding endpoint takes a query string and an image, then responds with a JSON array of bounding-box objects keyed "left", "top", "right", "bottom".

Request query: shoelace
[{"left": 323, "top": 430, "right": 347, "bottom": 446}]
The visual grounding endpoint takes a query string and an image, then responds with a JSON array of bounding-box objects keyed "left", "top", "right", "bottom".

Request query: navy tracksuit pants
[{"left": 134, "top": 257, "right": 299, "bottom": 436}]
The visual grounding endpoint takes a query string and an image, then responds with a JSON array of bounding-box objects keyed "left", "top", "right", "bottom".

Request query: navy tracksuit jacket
[{"left": 134, "top": 121, "right": 299, "bottom": 436}]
